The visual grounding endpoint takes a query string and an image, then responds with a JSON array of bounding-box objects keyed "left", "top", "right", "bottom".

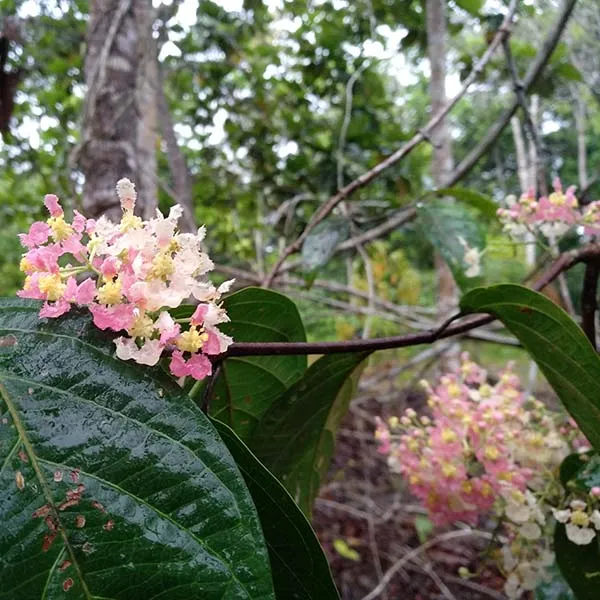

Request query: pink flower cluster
[
  {"left": 17, "top": 179, "right": 233, "bottom": 381},
  {"left": 375, "top": 354, "right": 581, "bottom": 527},
  {"left": 497, "top": 178, "right": 600, "bottom": 242}
]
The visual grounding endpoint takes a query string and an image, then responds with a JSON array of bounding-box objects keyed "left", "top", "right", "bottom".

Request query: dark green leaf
[
  {"left": 460, "top": 285, "right": 600, "bottom": 449},
  {"left": 417, "top": 199, "right": 486, "bottom": 291},
  {"left": 555, "top": 525, "right": 600, "bottom": 600},
  {"left": 212, "top": 418, "right": 340, "bottom": 600},
  {"left": 560, "top": 451, "right": 599, "bottom": 490},
  {"left": 554, "top": 62, "right": 583, "bottom": 82},
  {"left": 0, "top": 298, "right": 275, "bottom": 600},
  {"left": 301, "top": 218, "right": 350, "bottom": 270},
  {"left": 210, "top": 288, "right": 307, "bottom": 440},
  {"left": 249, "top": 353, "right": 368, "bottom": 516},
  {"left": 433, "top": 187, "right": 498, "bottom": 221}
]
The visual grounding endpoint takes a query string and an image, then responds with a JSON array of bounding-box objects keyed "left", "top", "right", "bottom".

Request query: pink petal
[
  {"left": 202, "top": 330, "right": 221, "bottom": 355},
  {"left": 75, "top": 278, "right": 97, "bottom": 305},
  {"left": 62, "top": 277, "right": 78, "bottom": 302},
  {"left": 62, "top": 234, "right": 87, "bottom": 259},
  {"left": 18, "top": 221, "right": 51, "bottom": 248},
  {"left": 44, "top": 194, "right": 63, "bottom": 217},
  {"left": 72, "top": 211, "right": 86, "bottom": 233},
  {"left": 156, "top": 311, "right": 180, "bottom": 344},
  {"left": 169, "top": 350, "right": 190, "bottom": 378},
  {"left": 39, "top": 299, "right": 71, "bottom": 319},
  {"left": 89, "top": 303, "right": 135, "bottom": 332},
  {"left": 190, "top": 304, "right": 209, "bottom": 326},
  {"left": 187, "top": 353, "right": 212, "bottom": 380}
]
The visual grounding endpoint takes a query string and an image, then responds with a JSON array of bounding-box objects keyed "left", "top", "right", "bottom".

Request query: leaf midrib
[{"left": 0, "top": 381, "right": 94, "bottom": 599}]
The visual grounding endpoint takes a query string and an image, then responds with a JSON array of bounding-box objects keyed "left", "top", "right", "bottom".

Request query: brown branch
[
  {"left": 223, "top": 243, "right": 600, "bottom": 357},
  {"left": 581, "top": 259, "right": 600, "bottom": 348},
  {"left": 262, "top": 0, "right": 519, "bottom": 287},
  {"left": 450, "top": 0, "right": 578, "bottom": 185}
]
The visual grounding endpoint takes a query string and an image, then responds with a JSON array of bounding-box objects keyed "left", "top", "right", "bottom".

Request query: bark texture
[
  {"left": 77, "top": 0, "right": 158, "bottom": 221},
  {"left": 426, "top": 0, "right": 456, "bottom": 320}
]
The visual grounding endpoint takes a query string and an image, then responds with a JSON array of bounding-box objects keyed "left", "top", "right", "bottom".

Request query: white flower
[
  {"left": 517, "top": 562, "right": 540, "bottom": 591},
  {"left": 552, "top": 508, "right": 571, "bottom": 523},
  {"left": 116, "top": 177, "right": 136, "bottom": 201},
  {"left": 590, "top": 510, "right": 600, "bottom": 530},
  {"left": 520, "top": 522, "right": 542, "bottom": 540},
  {"left": 504, "top": 573, "right": 521, "bottom": 599},
  {"left": 570, "top": 499, "right": 587, "bottom": 511},
  {"left": 458, "top": 236, "right": 482, "bottom": 278},
  {"left": 565, "top": 523, "right": 596, "bottom": 545},
  {"left": 114, "top": 337, "right": 163, "bottom": 366}
]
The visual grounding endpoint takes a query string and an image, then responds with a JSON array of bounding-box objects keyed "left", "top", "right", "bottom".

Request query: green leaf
[
  {"left": 554, "top": 62, "right": 583, "bottom": 82},
  {"left": 0, "top": 298, "right": 275, "bottom": 600},
  {"left": 417, "top": 199, "right": 486, "bottom": 291},
  {"left": 209, "top": 288, "right": 308, "bottom": 440},
  {"left": 332, "top": 539, "right": 360, "bottom": 562},
  {"left": 249, "top": 353, "right": 368, "bottom": 516},
  {"left": 555, "top": 524, "right": 600, "bottom": 600},
  {"left": 460, "top": 285, "right": 600, "bottom": 449},
  {"left": 433, "top": 187, "right": 498, "bottom": 221},
  {"left": 414, "top": 515, "right": 434, "bottom": 543},
  {"left": 301, "top": 218, "right": 350, "bottom": 271},
  {"left": 454, "top": 0, "right": 484, "bottom": 16},
  {"left": 560, "top": 451, "right": 599, "bottom": 490},
  {"left": 212, "top": 418, "right": 341, "bottom": 600}
]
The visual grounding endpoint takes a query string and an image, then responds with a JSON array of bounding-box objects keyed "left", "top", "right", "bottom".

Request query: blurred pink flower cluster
[
  {"left": 17, "top": 179, "right": 233, "bottom": 381},
  {"left": 375, "top": 354, "right": 591, "bottom": 598},
  {"left": 497, "top": 178, "right": 600, "bottom": 242}
]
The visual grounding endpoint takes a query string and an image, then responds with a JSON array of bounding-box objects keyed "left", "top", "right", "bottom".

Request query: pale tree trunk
[
  {"left": 76, "top": 0, "right": 158, "bottom": 221},
  {"left": 426, "top": 0, "right": 456, "bottom": 322},
  {"left": 575, "top": 94, "right": 588, "bottom": 190}
]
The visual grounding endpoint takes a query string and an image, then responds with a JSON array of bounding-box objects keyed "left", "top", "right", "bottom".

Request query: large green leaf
[
  {"left": 209, "top": 288, "right": 307, "bottom": 440},
  {"left": 249, "top": 353, "right": 368, "bottom": 515},
  {"left": 432, "top": 187, "right": 498, "bottom": 221},
  {"left": 417, "top": 199, "right": 486, "bottom": 291},
  {"left": 460, "top": 284, "right": 600, "bottom": 450},
  {"left": 301, "top": 218, "right": 350, "bottom": 271},
  {"left": 0, "top": 298, "right": 275, "bottom": 600},
  {"left": 212, "top": 418, "right": 340, "bottom": 600}
]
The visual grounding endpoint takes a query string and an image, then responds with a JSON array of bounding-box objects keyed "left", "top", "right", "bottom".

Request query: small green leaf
[
  {"left": 417, "top": 199, "right": 486, "bottom": 291},
  {"left": 0, "top": 298, "right": 275, "bottom": 599},
  {"left": 460, "top": 285, "right": 600, "bottom": 449},
  {"left": 249, "top": 353, "right": 368, "bottom": 516},
  {"left": 333, "top": 539, "right": 360, "bottom": 562},
  {"left": 414, "top": 515, "right": 434, "bottom": 543},
  {"left": 454, "top": 0, "right": 484, "bottom": 15},
  {"left": 554, "top": 62, "right": 583, "bottom": 82},
  {"left": 209, "top": 287, "right": 308, "bottom": 440},
  {"left": 433, "top": 187, "right": 498, "bottom": 221},
  {"left": 301, "top": 218, "right": 350, "bottom": 270},
  {"left": 212, "top": 418, "right": 341, "bottom": 600}
]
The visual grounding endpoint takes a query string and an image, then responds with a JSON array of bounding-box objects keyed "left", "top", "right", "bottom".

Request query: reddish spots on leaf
[
  {"left": 59, "top": 560, "right": 72, "bottom": 572},
  {"left": 58, "top": 499, "right": 79, "bottom": 512},
  {"left": 243, "top": 395, "right": 252, "bottom": 404},
  {"left": 0, "top": 334, "right": 17, "bottom": 347},
  {"left": 42, "top": 532, "right": 57, "bottom": 552},
  {"left": 82, "top": 542, "right": 94, "bottom": 554},
  {"left": 44, "top": 516, "right": 57, "bottom": 533},
  {"left": 69, "top": 468, "right": 80, "bottom": 483},
  {"left": 519, "top": 306, "right": 533, "bottom": 315},
  {"left": 63, "top": 578, "right": 74, "bottom": 592},
  {"left": 91, "top": 501, "right": 106, "bottom": 513},
  {"left": 18, "top": 450, "right": 28, "bottom": 463},
  {"left": 103, "top": 519, "right": 114, "bottom": 531},
  {"left": 32, "top": 504, "right": 51, "bottom": 519},
  {"left": 15, "top": 470, "right": 25, "bottom": 490},
  {"left": 53, "top": 470, "right": 63, "bottom": 482},
  {"left": 75, "top": 515, "right": 86, "bottom": 528}
]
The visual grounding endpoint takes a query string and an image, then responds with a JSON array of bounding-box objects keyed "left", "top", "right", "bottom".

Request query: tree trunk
[
  {"left": 426, "top": 0, "right": 456, "bottom": 321},
  {"left": 77, "top": 0, "right": 158, "bottom": 221}
]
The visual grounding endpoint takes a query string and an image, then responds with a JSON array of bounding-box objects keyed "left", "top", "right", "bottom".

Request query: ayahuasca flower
[{"left": 17, "top": 179, "right": 233, "bottom": 381}]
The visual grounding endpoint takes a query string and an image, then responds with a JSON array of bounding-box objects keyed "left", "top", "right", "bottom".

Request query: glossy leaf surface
[
  {"left": 212, "top": 418, "right": 340, "bottom": 600},
  {"left": 0, "top": 298, "right": 275, "bottom": 600},
  {"left": 460, "top": 284, "right": 600, "bottom": 449},
  {"left": 249, "top": 352, "right": 368, "bottom": 515},
  {"left": 209, "top": 287, "right": 307, "bottom": 440}
]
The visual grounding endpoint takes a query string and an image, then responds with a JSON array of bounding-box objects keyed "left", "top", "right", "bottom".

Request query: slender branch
[
  {"left": 200, "top": 362, "right": 222, "bottom": 414},
  {"left": 262, "top": 0, "right": 519, "bottom": 287},
  {"left": 223, "top": 243, "right": 600, "bottom": 357},
  {"left": 581, "top": 260, "right": 600, "bottom": 348},
  {"left": 451, "top": 0, "right": 578, "bottom": 185}
]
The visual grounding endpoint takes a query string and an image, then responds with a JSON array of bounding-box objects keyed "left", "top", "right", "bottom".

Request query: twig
[
  {"left": 360, "top": 529, "right": 494, "bottom": 600},
  {"left": 581, "top": 259, "right": 600, "bottom": 348},
  {"left": 451, "top": 0, "right": 578, "bottom": 185},
  {"left": 200, "top": 362, "right": 222, "bottom": 413},
  {"left": 262, "top": 0, "right": 519, "bottom": 287},
  {"left": 223, "top": 243, "right": 600, "bottom": 357}
]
